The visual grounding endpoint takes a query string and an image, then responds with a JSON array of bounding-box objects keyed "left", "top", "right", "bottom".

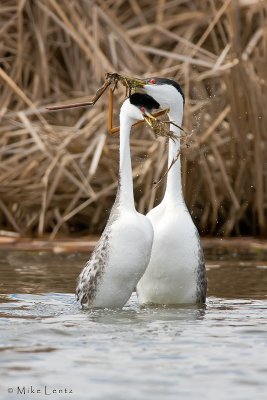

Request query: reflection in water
[
  {"left": 0, "top": 251, "right": 87, "bottom": 295},
  {"left": 0, "top": 250, "right": 267, "bottom": 400},
  {"left": 207, "top": 261, "right": 267, "bottom": 299},
  {"left": 1, "top": 251, "right": 267, "bottom": 300}
]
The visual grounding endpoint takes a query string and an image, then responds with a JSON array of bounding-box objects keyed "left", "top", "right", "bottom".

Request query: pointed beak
[{"left": 142, "top": 111, "right": 157, "bottom": 128}]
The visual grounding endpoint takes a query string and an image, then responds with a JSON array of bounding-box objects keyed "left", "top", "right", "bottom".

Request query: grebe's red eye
[
  {"left": 140, "top": 106, "right": 145, "bottom": 113},
  {"left": 150, "top": 79, "right": 156, "bottom": 84}
]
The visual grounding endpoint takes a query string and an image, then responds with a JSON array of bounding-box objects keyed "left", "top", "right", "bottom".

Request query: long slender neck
[
  {"left": 162, "top": 108, "right": 184, "bottom": 205},
  {"left": 118, "top": 115, "right": 135, "bottom": 210}
]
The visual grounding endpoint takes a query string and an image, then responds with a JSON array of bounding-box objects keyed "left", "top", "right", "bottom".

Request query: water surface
[{"left": 0, "top": 251, "right": 267, "bottom": 400}]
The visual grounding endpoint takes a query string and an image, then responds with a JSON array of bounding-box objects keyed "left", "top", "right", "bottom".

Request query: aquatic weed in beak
[{"left": 143, "top": 112, "right": 179, "bottom": 142}]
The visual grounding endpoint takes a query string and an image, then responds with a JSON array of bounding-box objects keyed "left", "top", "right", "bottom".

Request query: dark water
[{"left": 0, "top": 251, "right": 267, "bottom": 400}]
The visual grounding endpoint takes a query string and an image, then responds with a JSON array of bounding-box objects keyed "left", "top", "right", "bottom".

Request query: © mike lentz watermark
[{"left": 7, "top": 386, "right": 73, "bottom": 395}]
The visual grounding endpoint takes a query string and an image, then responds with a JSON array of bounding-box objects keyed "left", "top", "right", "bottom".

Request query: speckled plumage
[
  {"left": 76, "top": 187, "right": 120, "bottom": 306},
  {"left": 194, "top": 229, "right": 207, "bottom": 303}
]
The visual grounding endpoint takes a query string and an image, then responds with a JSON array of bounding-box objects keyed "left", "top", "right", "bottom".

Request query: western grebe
[
  {"left": 137, "top": 78, "right": 207, "bottom": 305},
  {"left": 76, "top": 93, "right": 160, "bottom": 308}
]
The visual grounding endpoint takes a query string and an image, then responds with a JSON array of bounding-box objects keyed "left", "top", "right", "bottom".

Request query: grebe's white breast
[
  {"left": 76, "top": 200, "right": 153, "bottom": 309},
  {"left": 137, "top": 200, "right": 206, "bottom": 306}
]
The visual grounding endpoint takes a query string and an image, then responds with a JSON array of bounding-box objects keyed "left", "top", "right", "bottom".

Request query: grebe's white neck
[
  {"left": 118, "top": 112, "right": 135, "bottom": 210},
  {"left": 162, "top": 107, "right": 184, "bottom": 205}
]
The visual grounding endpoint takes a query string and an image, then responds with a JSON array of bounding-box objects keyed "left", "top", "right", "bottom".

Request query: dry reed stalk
[{"left": 0, "top": 0, "right": 266, "bottom": 237}]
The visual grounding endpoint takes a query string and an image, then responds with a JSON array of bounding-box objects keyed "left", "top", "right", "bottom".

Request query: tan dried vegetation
[{"left": 0, "top": 0, "right": 266, "bottom": 238}]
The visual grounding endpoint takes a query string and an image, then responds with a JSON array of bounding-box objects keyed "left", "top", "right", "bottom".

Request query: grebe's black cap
[{"left": 129, "top": 93, "right": 160, "bottom": 112}]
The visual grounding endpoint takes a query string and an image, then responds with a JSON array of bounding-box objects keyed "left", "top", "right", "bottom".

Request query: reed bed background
[{"left": 0, "top": 0, "right": 266, "bottom": 238}]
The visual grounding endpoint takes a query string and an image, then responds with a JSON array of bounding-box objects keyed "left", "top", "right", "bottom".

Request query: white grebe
[
  {"left": 76, "top": 93, "right": 160, "bottom": 308},
  {"left": 137, "top": 78, "right": 207, "bottom": 305}
]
